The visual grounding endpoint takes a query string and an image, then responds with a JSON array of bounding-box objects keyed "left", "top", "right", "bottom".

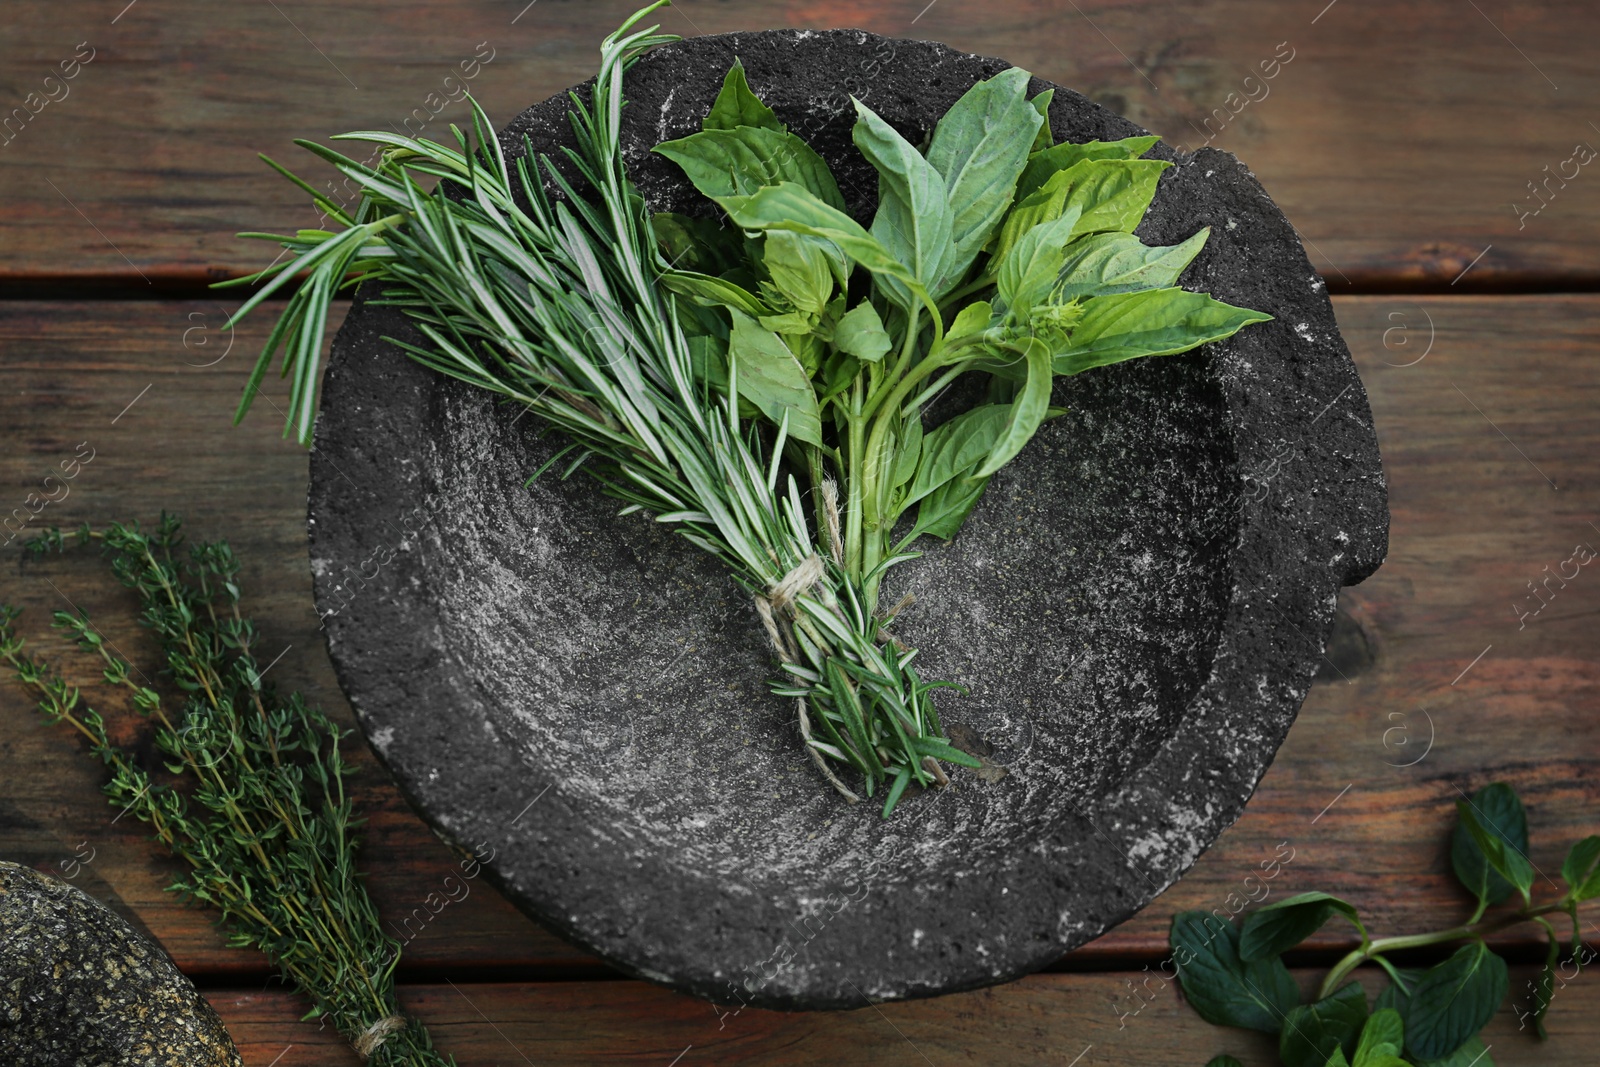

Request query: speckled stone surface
[
  {"left": 0, "top": 861, "right": 240, "bottom": 1065},
  {"left": 306, "top": 30, "right": 1388, "bottom": 1009}
]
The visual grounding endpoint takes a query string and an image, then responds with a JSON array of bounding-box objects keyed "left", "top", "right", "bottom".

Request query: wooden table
[{"left": 3, "top": 2, "right": 1597, "bottom": 1063}]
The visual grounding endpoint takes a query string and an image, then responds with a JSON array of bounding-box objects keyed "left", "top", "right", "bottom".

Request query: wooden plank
[
  {"left": 208, "top": 968, "right": 1596, "bottom": 1065},
  {"left": 1, "top": 1, "right": 1596, "bottom": 288},
  {"left": 2, "top": 296, "right": 1599, "bottom": 980}
]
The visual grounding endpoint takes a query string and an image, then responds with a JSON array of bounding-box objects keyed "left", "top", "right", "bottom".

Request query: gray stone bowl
[{"left": 307, "top": 29, "right": 1387, "bottom": 1010}]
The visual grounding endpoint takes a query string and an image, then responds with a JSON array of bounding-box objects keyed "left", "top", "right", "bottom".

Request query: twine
[{"left": 352, "top": 1014, "right": 408, "bottom": 1059}]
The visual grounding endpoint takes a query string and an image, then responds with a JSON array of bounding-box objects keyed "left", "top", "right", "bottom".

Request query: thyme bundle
[
  {"left": 0, "top": 517, "right": 450, "bottom": 1066},
  {"left": 223, "top": 3, "right": 1270, "bottom": 815}
]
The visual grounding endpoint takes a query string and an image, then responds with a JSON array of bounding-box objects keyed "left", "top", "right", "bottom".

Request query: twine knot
[{"left": 353, "top": 1014, "right": 408, "bottom": 1059}]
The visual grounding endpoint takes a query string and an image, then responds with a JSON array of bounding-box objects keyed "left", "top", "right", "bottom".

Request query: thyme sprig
[{"left": 0, "top": 516, "right": 451, "bottom": 1066}]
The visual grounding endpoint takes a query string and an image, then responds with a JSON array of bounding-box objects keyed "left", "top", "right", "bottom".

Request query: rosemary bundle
[
  {"left": 223, "top": 2, "right": 1270, "bottom": 815},
  {"left": 0, "top": 517, "right": 450, "bottom": 1066}
]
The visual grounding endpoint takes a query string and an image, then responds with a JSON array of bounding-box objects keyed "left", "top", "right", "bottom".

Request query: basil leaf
[
  {"left": 1027, "top": 88, "right": 1055, "bottom": 153},
  {"left": 719, "top": 183, "right": 923, "bottom": 298},
  {"left": 660, "top": 268, "right": 771, "bottom": 318},
  {"left": 1280, "top": 982, "right": 1368, "bottom": 1067},
  {"left": 903, "top": 404, "right": 1012, "bottom": 509},
  {"left": 763, "top": 230, "right": 836, "bottom": 315},
  {"left": 947, "top": 298, "right": 994, "bottom": 340},
  {"left": 995, "top": 158, "right": 1171, "bottom": 267},
  {"left": 1353, "top": 1008, "right": 1406, "bottom": 1066},
  {"left": 653, "top": 126, "right": 846, "bottom": 211},
  {"left": 833, "top": 301, "right": 893, "bottom": 363},
  {"left": 1414, "top": 1036, "right": 1494, "bottom": 1067},
  {"left": 1561, "top": 835, "right": 1600, "bottom": 900},
  {"left": 891, "top": 413, "right": 922, "bottom": 491},
  {"left": 1404, "top": 941, "right": 1508, "bottom": 1062},
  {"left": 1457, "top": 799, "right": 1536, "bottom": 905},
  {"left": 1053, "top": 287, "right": 1273, "bottom": 376},
  {"left": 1017, "top": 134, "right": 1161, "bottom": 200},
  {"left": 924, "top": 67, "right": 1041, "bottom": 297},
  {"left": 1450, "top": 782, "right": 1531, "bottom": 909},
  {"left": 1056, "top": 228, "right": 1210, "bottom": 300},
  {"left": 974, "top": 338, "right": 1051, "bottom": 478},
  {"left": 851, "top": 98, "right": 955, "bottom": 309},
  {"left": 702, "top": 58, "right": 783, "bottom": 133},
  {"left": 1170, "top": 910, "right": 1299, "bottom": 1034},
  {"left": 1240, "top": 891, "right": 1365, "bottom": 963},
  {"left": 726, "top": 309, "right": 823, "bottom": 446},
  {"left": 995, "top": 209, "right": 1081, "bottom": 314},
  {"left": 685, "top": 332, "right": 728, "bottom": 391},
  {"left": 909, "top": 469, "right": 989, "bottom": 541}
]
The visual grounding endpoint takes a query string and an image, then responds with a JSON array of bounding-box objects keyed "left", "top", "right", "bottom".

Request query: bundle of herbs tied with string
[{"left": 223, "top": 1, "right": 1271, "bottom": 817}]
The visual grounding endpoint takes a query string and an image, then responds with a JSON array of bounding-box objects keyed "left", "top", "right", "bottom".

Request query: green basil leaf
[
  {"left": 685, "top": 332, "right": 728, "bottom": 392},
  {"left": 1457, "top": 799, "right": 1536, "bottom": 906},
  {"left": 718, "top": 183, "right": 923, "bottom": 299},
  {"left": 1280, "top": 982, "right": 1368, "bottom": 1067},
  {"left": 974, "top": 337, "right": 1052, "bottom": 478},
  {"left": 653, "top": 126, "right": 846, "bottom": 211},
  {"left": 1240, "top": 891, "right": 1364, "bottom": 963},
  {"left": 947, "top": 298, "right": 994, "bottom": 340},
  {"left": 891, "top": 413, "right": 922, "bottom": 491},
  {"left": 1016, "top": 134, "right": 1161, "bottom": 200},
  {"left": 996, "top": 208, "right": 1081, "bottom": 314},
  {"left": 1027, "top": 89, "right": 1055, "bottom": 153},
  {"left": 903, "top": 404, "right": 1012, "bottom": 510},
  {"left": 833, "top": 301, "right": 893, "bottom": 363},
  {"left": 726, "top": 309, "right": 823, "bottom": 446},
  {"left": 702, "top": 58, "right": 784, "bottom": 133},
  {"left": 1414, "top": 1036, "right": 1494, "bottom": 1067},
  {"left": 1353, "top": 1008, "right": 1406, "bottom": 1065},
  {"left": 1450, "top": 782, "right": 1531, "bottom": 909},
  {"left": 908, "top": 469, "right": 989, "bottom": 541},
  {"left": 659, "top": 268, "right": 771, "bottom": 318},
  {"left": 1404, "top": 941, "right": 1508, "bottom": 1062},
  {"left": 1170, "top": 910, "right": 1299, "bottom": 1034},
  {"left": 994, "top": 157, "right": 1171, "bottom": 267},
  {"left": 1053, "top": 287, "right": 1273, "bottom": 376},
  {"left": 924, "top": 66, "right": 1041, "bottom": 296},
  {"left": 763, "top": 230, "right": 836, "bottom": 315},
  {"left": 1056, "top": 228, "right": 1210, "bottom": 300},
  {"left": 1561, "top": 835, "right": 1600, "bottom": 900},
  {"left": 851, "top": 98, "right": 955, "bottom": 309}
]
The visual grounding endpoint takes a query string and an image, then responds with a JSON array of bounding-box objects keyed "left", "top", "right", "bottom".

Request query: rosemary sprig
[{"left": 0, "top": 516, "right": 451, "bottom": 1066}]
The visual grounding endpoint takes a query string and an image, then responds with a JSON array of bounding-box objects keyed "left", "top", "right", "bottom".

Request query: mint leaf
[
  {"left": 726, "top": 309, "right": 822, "bottom": 446},
  {"left": 1353, "top": 1008, "right": 1407, "bottom": 1066},
  {"left": 702, "top": 57, "right": 783, "bottom": 133},
  {"left": 1280, "top": 982, "right": 1368, "bottom": 1067},
  {"left": 832, "top": 301, "right": 892, "bottom": 363},
  {"left": 1056, "top": 229, "right": 1210, "bottom": 300},
  {"left": 1053, "top": 287, "right": 1272, "bottom": 375},
  {"left": 1170, "top": 910, "right": 1298, "bottom": 1034},
  {"left": 974, "top": 337, "right": 1052, "bottom": 478},
  {"left": 851, "top": 98, "right": 955, "bottom": 310},
  {"left": 1457, "top": 799, "right": 1535, "bottom": 905},
  {"left": 924, "top": 67, "right": 1041, "bottom": 296},
  {"left": 1561, "top": 835, "right": 1600, "bottom": 900},
  {"left": 1240, "top": 891, "right": 1365, "bottom": 962},
  {"left": 653, "top": 126, "right": 846, "bottom": 211},
  {"left": 1205, "top": 1058, "right": 1244, "bottom": 1067},
  {"left": 1016, "top": 133, "right": 1161, "bottom": 199},
  {"left": 1414, "top": 1036, "right": 1494, "bottom": 1067},
  {"left": 1450, "top": 783, "right": 1531, "bottom": 908},
  {"left": 1404, "top": 941, "right": 1508, "bottom": 1062}
]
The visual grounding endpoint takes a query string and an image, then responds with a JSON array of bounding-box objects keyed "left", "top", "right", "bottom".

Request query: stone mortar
[{"left": 307, "top": 29, "right": 1388, "bottom": 1009}]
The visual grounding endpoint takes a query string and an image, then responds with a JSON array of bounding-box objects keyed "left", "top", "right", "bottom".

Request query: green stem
[
  {"left": 844, "top": 379, "right": 866, "bottom": 575},
  {"left": 1318, "top": 900, "right": 1570, "bottom": 999}
]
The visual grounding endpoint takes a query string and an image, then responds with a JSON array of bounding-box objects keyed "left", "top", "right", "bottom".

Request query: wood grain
[
  {"left": 205, "top": 967, "right": 1594, "bottom": 1066},
  {"left": 1, "top": 1, "right": 1596, "bottom": 288},
  {"left": 3, "top": 296, "right": 1598, "bottom": 992}
]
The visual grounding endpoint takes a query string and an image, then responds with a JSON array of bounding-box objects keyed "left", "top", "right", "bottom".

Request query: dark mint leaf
[
  {"left": 702, "top": 58, "right": 784, "bottom": 133},
  {"left": 1457, "top": 799, "right": 1535, "bottom": 905},
  {"left": 1170, "top": 910, "right": 1299, "bottom": 1034},
  {"left": 1404, "top": 941, "right": 1508, "bottom": 1062},
  {"left": 726, "top": 310, "right": 822, "bottom": 446},
  {"left": 719, "top": 183, "right": 920, "bottom": 295},
  {"left": 1414, "top": 1036, "right": 1494, "bottom": 1067},
  {"left": 832, "top": 302, "right": 893, "bottom": 363},
  {"left": 1053, "top": 287, "right": 1272, "bottom": 375},
  {"left": 1353, "top": 1008, "right": 1406, "bottom": 1066},
  {"left": 1027, "top": 89, "right": 1055, "bottom": 154},
  {"left": 974, "top": 338, "right": 1052, "bottom": 478},
  {"left": 1016, "top": 134, "right": 1161, "bottom": 199},
  {"left": 1374, "top": 967, "right": 1426, "bottom": 1019},
  {"left": 1561, "top": 835, "right": 1600, "bottom": 900},
  {"left": 852, "top": 99, "right": 956, "bottom": 310},
  {"left": 1204, "top": 1058, "right": 1244, "bottom": 1067},
  {"left": 1056, "top": 229, "right": 1210, "bottom": 300},
  {"left": 1450, "top": 783, "right": 1531, "bottom": 908},
  {"left": 1240, "top": 891, "right": 1364, "bottom": 962},
  {"left": 993, "top": 158, "right": 1171, "bottom": 267},
  {"left": 1279, "top": 981, "right": 1368, "bottom": 1067},
  {"left": 654, "top": 126, "right": 845, "bottom": 211},
  {"left": 924, "top": 67, "right": 1041, "bottom": 296}
]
